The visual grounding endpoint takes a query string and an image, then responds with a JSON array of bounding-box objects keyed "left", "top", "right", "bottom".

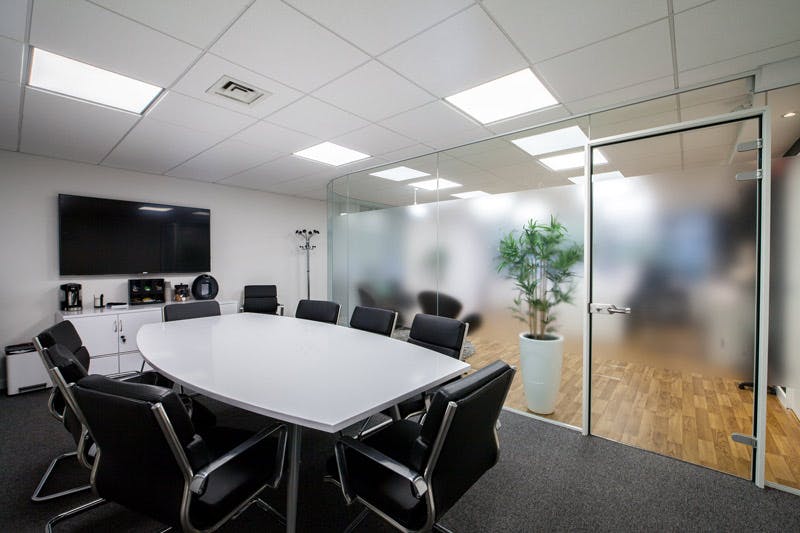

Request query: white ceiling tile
[
  {"left": 486, "top": 105, "right": 572, "bottom": 135},
  {"left": 563, "top": 76, "right": 675, "bottom": 115},
  {"left": 171, "top": 53, "right": 303, "bottom": 118},
  {"left": 0, "top": 80, "right": 20, "bottom": 150},
  {"left": 378, "top": 143, "right": 436, "bottom": 164},
  {"left": 379, "top": 5, "right": 527, "bottom": 97},
  {"left": 232, "top": 120, "right": 318, "bottom": 153},
  {"left": 266, "top": 97, "right": 369, "bottom": 139},
  {"left": 220, "top": 154, "right": 324, "bottom": 189},
  {"left": 166, "top": 139, "right": 280, "bottom": 181},
  {"left": 0, "top": 36, "right": 23, "bottom": 84},
  {"left": 147, "top": 92, "right": 256, "bottom": 137},
  {"left": 104, "top": 117, "right": 222, "bottom": 173},
  {"left": 284, "top": 0, "right": 472, "bottom": 56},
  {"left": 483, "top": 0, "right": 665, "bottom": 64},
  {"left": 333, "top": 124, "right": 415, "bottom": 156},
  {"left": 537, "top": 21, "right": 674, "bottom": 103},
  {"left": 30, "top": 0, "right": 200, "bottom": 87},
  {"left": 211, "top": 0, "right": 368, "bottom": 92},
  {"left": 313, "top": 61, "right": 435, "bottom": 121},
  {"left": 679, "top": 40, "right": 800, "bottom": 88},
  {"left": 381, "top": 100, "right": 481, "bottom": 143},
  {"left": 0, "top": 0, "right": 28, "bottom": 41},
  {"left": 672, "top": 0, "right": 711, "bottom": 12},
  {"left": 263, "top": 173, "right": 335, "bottom": 195},
  {"left": 425, "top": 126, "right": 493, "bottom": 150},
  {"left": 20, "top": 87, "right": 138, "bottom": 163},
  {"left": 89, "top": 0, "right": 252, "bottom": 49},
  {"left": 675, "top": 0, "right": 800, "bottom": 72}
]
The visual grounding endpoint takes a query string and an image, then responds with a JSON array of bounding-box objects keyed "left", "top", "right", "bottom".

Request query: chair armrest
[
  {"left": 190, "top": 424, "right": 287, "bottom": 495},
  {"left": 277, "top": 304, "right": 285, "bottom": 316},
  {"left": 110, "top": 370, "right": 146, "bottom": 381},
  {"left": 335, "top": 436, "right": 427, "bottom": 504}
]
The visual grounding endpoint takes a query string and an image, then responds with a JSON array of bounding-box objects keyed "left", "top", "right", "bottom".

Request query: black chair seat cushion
[
  {"left": 407, "top": 337, "right": 460, "bottom": 359},
  {"left": 190, "top": 426, "right": 282, "bottom": 530},
  {"left": 327, "top": 420, "right": 427, "bottom": 530}
]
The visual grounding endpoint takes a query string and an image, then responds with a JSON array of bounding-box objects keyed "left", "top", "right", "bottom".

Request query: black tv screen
[{"left": 59, "top": 194, "right": 211, "bottom": 275}]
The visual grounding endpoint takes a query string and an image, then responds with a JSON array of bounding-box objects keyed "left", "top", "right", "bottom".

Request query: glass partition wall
[{"left": 329, "top": 77, "right": 758, "bottom": 430}]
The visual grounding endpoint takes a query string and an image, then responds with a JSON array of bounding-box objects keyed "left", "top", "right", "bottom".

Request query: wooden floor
[{"left": 468, "top": 331, "right": 800, "bottom": 486}]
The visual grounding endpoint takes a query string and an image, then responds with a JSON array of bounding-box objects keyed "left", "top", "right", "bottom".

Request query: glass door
[{"left": 587, "top": 114, "right": 767, "bottom": 480}]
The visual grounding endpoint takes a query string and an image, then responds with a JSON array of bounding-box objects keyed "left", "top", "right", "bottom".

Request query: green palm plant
[{"left": 497, "top": 216, "right": 583, "bottom": 340}]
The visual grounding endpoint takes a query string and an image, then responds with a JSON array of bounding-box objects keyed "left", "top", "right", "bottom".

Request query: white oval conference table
[{"left": 137, "top": 312, "right": 470, "bottom": 533}]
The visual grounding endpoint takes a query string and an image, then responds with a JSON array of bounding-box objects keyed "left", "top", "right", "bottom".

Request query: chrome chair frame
[
  {"left": 58, "top": 379, "right": 289, "bottom": 533},
  {"left": 30, "top": 336, "right": 92, "bottom": 502}
]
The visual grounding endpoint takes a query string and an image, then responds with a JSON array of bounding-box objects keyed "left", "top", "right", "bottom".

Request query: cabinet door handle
[
  {"left": 114, "top": 320, "right": 118, "bottom": 333},
  {"left": 119, "top": 319, "right": 123, "bottom": 333}
]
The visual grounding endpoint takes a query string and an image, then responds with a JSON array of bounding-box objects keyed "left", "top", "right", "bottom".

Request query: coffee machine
[{"left": 60, "top": 283, "right": 82, "bottom": 311}]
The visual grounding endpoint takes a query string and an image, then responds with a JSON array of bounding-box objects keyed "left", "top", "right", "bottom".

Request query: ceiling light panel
[
  {"left": 452, "top": 190, "right": 491, "bottom": 199},
  {"left": 293, "top": 142, "right": 370, "bottom": 166},
  {"left": 539, "top": 150, "right": 607, "bottom": 171},
  {"left": 28, "top": 48, "right": 162, "bottom": 114},
  {"left": 511, "top": 125, "right": 588, "bottom": 156},
  {"left": 445, "top": 68, "right": 558, "bottom": 124},
  {"left": 369, "top": 166, "right": 430, "bottom": 181},
  {"left": 409, "top": 178, "right": 462, "bottom": 190}
]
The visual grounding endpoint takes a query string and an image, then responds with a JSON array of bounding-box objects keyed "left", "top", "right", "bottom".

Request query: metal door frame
[{"left": 581, "top": 107, "right": 771, "bottom": 487}]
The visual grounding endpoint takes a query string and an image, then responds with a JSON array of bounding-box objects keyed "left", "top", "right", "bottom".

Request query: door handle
[
  {"left": 119, "top": 319, "right": 123, "bottom": 333},
  {"left": 113, "top": 320, "right": 117, "bottom": 332},
  {"left": 589, "top": 303, "right": 632, "bottom": 315}
]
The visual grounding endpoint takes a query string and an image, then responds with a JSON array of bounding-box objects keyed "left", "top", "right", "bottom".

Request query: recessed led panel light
[
  {"left": 139, "top": 206, "right": 172, "bottom": 212},
  {"left": 28, "top": 48, "right": 163, "bottom": 114},
  {"left": 539, "top": 150, "right": 607, "bottom": 171},
  {"left": 293, "top": 142, "right": 370, "bottom": 166},
  {"left": 369, "top": 166, "right": 430, "bottom": 181},
  {"left": 452, "top": 190, "right": 491, "bottom": 199},
  {"left": 408, "top": 178, "right": 462, "bottom": 191},
  {"left": 568, "top": 171, "right": 624, "bottom": 184},
  {"left": 511, "top": 126, "right": 588, "bottom": 157},
  {"left": 445, "top": 68, "right": 558, "bottom": 124}
]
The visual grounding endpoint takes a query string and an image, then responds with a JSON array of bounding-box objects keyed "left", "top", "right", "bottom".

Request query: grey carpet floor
[{"left": 2, "top": 389, "right": 800, "bottom": 532}]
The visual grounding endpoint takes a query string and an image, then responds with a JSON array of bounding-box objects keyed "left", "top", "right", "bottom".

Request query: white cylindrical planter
[{"left": 518, "top": 333, "right": 563, "bottom": 415}]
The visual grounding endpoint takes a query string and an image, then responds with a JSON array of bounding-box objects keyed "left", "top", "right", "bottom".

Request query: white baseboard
[{"left": 776, "top": 385, "right": 789, "bottom": 408}]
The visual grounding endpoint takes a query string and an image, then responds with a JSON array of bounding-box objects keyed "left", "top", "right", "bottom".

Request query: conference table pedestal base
[{"left": 286, "top": 424, "right": 302, "bottom": 533}]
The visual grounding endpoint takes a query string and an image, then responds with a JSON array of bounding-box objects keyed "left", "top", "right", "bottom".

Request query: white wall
[{"left": 0, "top": 151, "right": 328, "bottom": 387}]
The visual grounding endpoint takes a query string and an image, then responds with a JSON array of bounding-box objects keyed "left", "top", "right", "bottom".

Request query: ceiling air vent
[{"left": 206, "top": 75, "right": 269, "bottom": 105}]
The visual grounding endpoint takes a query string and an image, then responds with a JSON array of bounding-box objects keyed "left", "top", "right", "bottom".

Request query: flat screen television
[{"left": 58, "top": 194, "right": 211, "bottom": 275}]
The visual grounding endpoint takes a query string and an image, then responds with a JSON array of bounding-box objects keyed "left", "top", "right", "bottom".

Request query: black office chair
[
  {"left": 163, "top": 300, "right": 221, "bottom": 322},
  {"left": 407, "top": 314, "right": 469, "bottom": 361},
  {"left": 417, "top": 291, "right": 463, "bottom": 320},
  {"left": 56, "top": 374, "right": 288, "bottom": 533},
  {"left": 295, "top": 299, "right": 340, "bottom": 324},
  {"left": 242, "top": 285, "right": 284, "bottom": 315},
  {"left": 30, "top": 343, "right": 95, "bottom": 503},
  {"left": 350, "top": 306, "right": 398, "bottom": 337},
  {"left": 328, "top": 360, "right": 515, "bottom": 533},
  {"left": 30, "top": 321, "right": 177, "bottom": 502}
]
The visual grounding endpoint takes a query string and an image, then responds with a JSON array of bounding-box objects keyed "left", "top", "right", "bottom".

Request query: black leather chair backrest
[
  {"left": 295, "top": 299, "right": 340, "bottom": 324},
  {"left": 73, "top": 375, "right": 206, "bottom": 527},
  {"left": 407, "top": 314, "right": 467, "bottom": 359},
  {"left": 43, "top": 344, "right": 90, "bottom": 445},
  {"left": 37, "top": 320, "right": 90, "bottom": 371},
  {"left": 243, "top": 285, "right": 279, "bottom": 314},
  {"left": 163, "top": 301, "right": 221, "bottom": 322},
  {"left": 417, "top": 291, "right": 463, "bottom": 319},
  {"left": 414, "top": 361, "right": 514, "bottom": 518},
  {"left": 349, "top": 306, "right": 397, "bottom": 337}
]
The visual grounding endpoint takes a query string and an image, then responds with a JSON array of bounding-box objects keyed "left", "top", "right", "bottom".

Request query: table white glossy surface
[
  {"left": 137, "top": 313, "right": 469, "bottom": 432},
  {"left": 137, "top": 312, "right": 470, "bottom": 533}
]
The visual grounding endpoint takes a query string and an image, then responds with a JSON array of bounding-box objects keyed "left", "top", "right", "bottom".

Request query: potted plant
[{"left": 497, "top": 216, "right": 582, "bottom": 414}]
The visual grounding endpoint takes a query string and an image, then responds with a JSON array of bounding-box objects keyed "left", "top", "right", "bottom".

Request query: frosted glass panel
[{"left": 590, "top": 119, "right": 759, "bottom": 478}]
